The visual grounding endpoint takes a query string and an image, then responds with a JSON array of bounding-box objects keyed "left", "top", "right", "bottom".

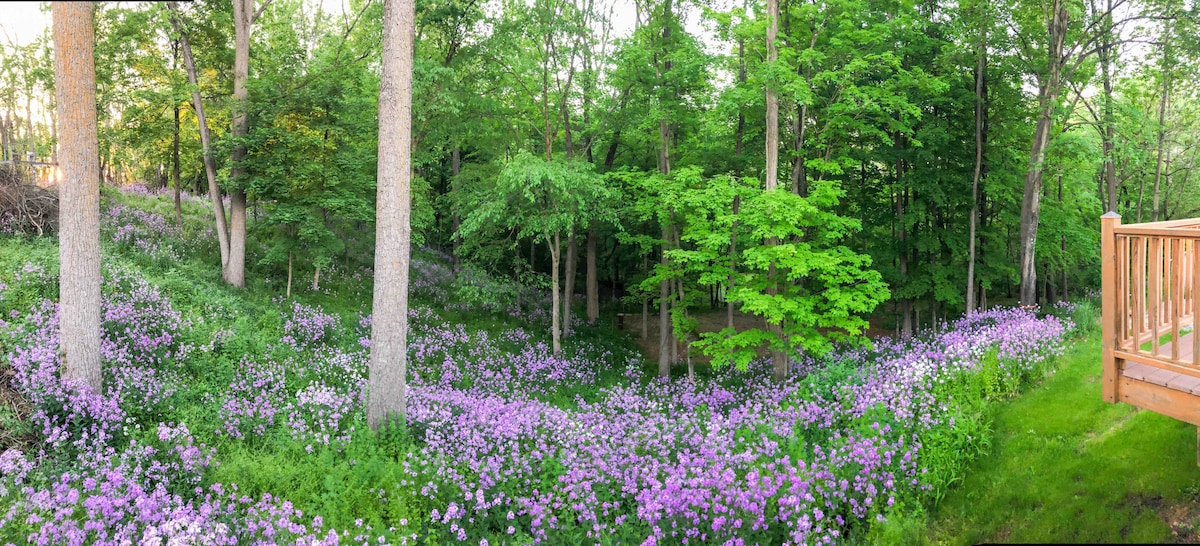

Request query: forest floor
[{"left": 922, "top": 335, "right": 1200, "bottom": 544}]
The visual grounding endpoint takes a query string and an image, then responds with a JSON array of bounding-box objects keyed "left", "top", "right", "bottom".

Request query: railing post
[{"left": 1102, "top": 212, "right": 1121, "bottom": 403}]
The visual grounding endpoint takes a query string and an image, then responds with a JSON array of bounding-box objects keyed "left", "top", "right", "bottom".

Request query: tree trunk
[
  {"left": 169, "top": 3, "right": 231, "bottom": 270},
  {"left": 1151, "top": 29, "right": 1171, "bottom": 222},
  {"left": 53, "top": 1, "right": 103, "bottom": 392},
  {"left": 641, "top": 254, "right": 649, "bottom": 341},
  {"left": 1100, "top": 0, "right": 1117, "bottom": 213},
  {"left": 586, "top": 222, "right": 599, "bottom": 324},
  {"left": 226, "top": 0, "right": 255, "bottom": 288},
  {"left": 563, "top": 232, "right": 577, "bottom": 335},
  {"left": 764, "top": 0, "right": 779, "bottom": 189},
  {"left": 451, "top": 146, "right": 461, "bottom": 270},
  {"left": 312, "top": 263, "right": 321, "bottom": 291},
  {"left": 368, "top": 0, "right": 415, "bottom": 431},
  {"left": 286, "top": 252, "right": 293, "bottom": 298},
  {"left": 1018, "top": 0, "right": 1067, "bottom": 306},
  {"left": 550, "top": 232, "right": 562, "bottom": 355},
  {"left": 966, "top": 32, "right": 986, "bottom": 314},
  {"left": 173, "top": 101, "right": 182, "bottom": 223}
]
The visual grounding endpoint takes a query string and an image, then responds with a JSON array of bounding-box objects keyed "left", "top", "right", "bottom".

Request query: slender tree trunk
[
  {"left": 766, "top": 0, "right": 787, "bottom": 383},
  {"left": 173, "top": 102, "right": 182, "bottom": 223},
  {"left": 1018, "top": 0, "right": 1067, "bottom": 306},
  {"left": 586, "top": 223, "right": 599, "bottom": 324},
  {"left": 728, "top": 194, "right": 740, "bottom": 331},
  {"left": 563, "top": 232, "right": 577, "bottom": 335},
  {"left": 1, "top": 111, "right": 8, "bottom": 161},
  {"left": 655, "top": 0, "right": 673, "bottom": 378},
  {"left": 286, "top": 252, "right": 293, "bottom": 298},
  {"left": 53, "top": 1, "right": 102, "bottom": 392},
  {"left": 1100, "top": 0, "right": 1117, "bottom": 212},
  {"left": 966, "top": 32, "right": 986, "bottom": 314},
  {"left": 451, "top": 146, "right": 461, "bottom": 270},
  {"left": 368, "top": 0, "right": 415, "bottom": 431},
  {"left": 169, "top": 3, "right": 231, "bottom": 269},
  {"left": 898, "top": 157, "right": 912, "bottom": 335},
  {"left": 550, "top": 232, "right": 562, "bottom": 355},
  {"left": 764, "top": 0, "right": 779, "bottom": 189},
  {"left": 640, "top": 254, "right": 649, "bottom": 340},
  {"left": 1152, "top": 30, "right": 1171, "bottom": 222},
  {"left": 25, "top": 96, "right": 35, "bottom": 161}
]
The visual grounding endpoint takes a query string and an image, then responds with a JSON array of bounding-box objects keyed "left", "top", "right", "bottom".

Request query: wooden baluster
[
  {"left": 1102, "top": 213, "right": 1120, "bottom": 403},
  {"left": 1152, "top": 237, "right": 1162, "bottom": 355},
  {"left": 1118, "top": 236, "right": 1128, "bottom": 347},
  {"left": 1133, "top": 236, "right": 1144, "bottom": 354},
  {"left": 1174, "top": 238, "right": 1182, "bottom": 361},
  {"left": 1194, "top": 237, "right": 1200, "bottom": 367}
]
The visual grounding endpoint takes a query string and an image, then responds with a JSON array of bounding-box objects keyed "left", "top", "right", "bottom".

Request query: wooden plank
[
  {"left": 1116, "top": 349, "right": 1200, "bottom": 381},
  {"left": 1113, "top": 226, "right": 1200, "bottom": 238},
  {"left": 1102, "top": 213, "right": 1121, "bottom": 403},
  {"left": 1119, "top": 376, "right": 1200, "bottom": 426},
  {"left": 1166, "top": 373, "right": 1200, "bottom": 393},
  {"left": 1115, "top": 217, "right": 1200, "bottom": 229}
]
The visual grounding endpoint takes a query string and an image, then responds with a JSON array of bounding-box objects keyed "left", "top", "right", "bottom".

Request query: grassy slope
[{"left": 924, "top": 335, "right": 1200, "bottom": 544}]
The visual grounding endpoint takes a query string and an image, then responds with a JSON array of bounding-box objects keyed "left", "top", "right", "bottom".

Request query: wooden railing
[{"left": 1102, "top": 213, "right": 1200, "bottom": 402}]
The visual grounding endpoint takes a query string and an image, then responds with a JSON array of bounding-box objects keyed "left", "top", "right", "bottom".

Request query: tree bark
[
  {"left": 1099, "top": 0, "right": 1117, "bottom": 213},
  {"left": 226, "top": 0, "right": 256, "bottom": 288},
  {"left": 368, "top": 0, "right": 414, "bottom": 431},
  {"left": 169, "top": 3, "right": 231, "bottom": 270},
  {"left": 586, "top": 222, "right": 599, "bottom": 324},
  {"left": 1152, "top": 29, "right": 1171, "bottom": 222},
  {"left": 766, "top": 0, "right": 786, "bottom": 383},
  {"left": 550, "top": 232, "right": 562, "bottom": 355},
  {"left": 451, "top": 146, "right": 461, "bottom": 270},
  {"left": 1018, "top": 0, "right": 1067, "bottom": 306},
  {"left": 563, "top": 232, "right": 577, "bottom": 335},
  {"left": 656, "top": 0, "right": 673, "bottom": 378},
  {"left": 966, "top": 30, "right": 986, "bottom": 314},
  {"left": 53, "top": 1, "right": 102, "bottom": 392}
]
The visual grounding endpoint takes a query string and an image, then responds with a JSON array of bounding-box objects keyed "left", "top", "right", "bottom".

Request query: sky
[{"left": 0, "top": 2, "right": 50, "bottom": 47}]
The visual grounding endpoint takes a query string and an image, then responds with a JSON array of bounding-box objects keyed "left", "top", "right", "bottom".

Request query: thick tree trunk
[
  {"left": 169, "top": 3, "right": 231, "bottom": 269},
  {"left": 764, "top": 0, "right": 779, "bottom": 189},
  {"left": 226, "top": 0, "right": 254, "bottom": 288},
  {"left": 53, "top": 1, "right": 102, "bottom": 392},
  {"left": 967, "top": 34, "right": 986, "bottom": 314},
  {"left": 586, "top": 223, "right": 599, "bottom": 324},
  {"left": 368, "top": 0, "right": 415, "bottom": 431},
  {"left": 1018, "top": 1, "right": 1067, "bottom": 306}
]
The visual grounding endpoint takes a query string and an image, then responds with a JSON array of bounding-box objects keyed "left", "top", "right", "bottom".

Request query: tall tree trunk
[
  {"left": 764, "top": 0, "right": 779, "bottom": 189},
  {"left": 1018, "top": 0, "right": 1067, "bottom": 306},
  {"left": 586, "top": 223, "right": 599, "bottom": 324},
  {"left": 728, "top": 194, "right": 740, "bottom": 331},
  {"left": 765, "top": 0, "right": 786, "bottom": 382},
  {"left": 564, "top": 233, "right": 577, "bottom": 335},
  {"left": 550, "top": 232, "right": 562, "bottom": 355},
  {"left": 1152, "top": 30, "right": 1171, "bottom": 222},
  {"left": 656, "top": 0, "right": 673, "bottom": 378},
  {"left": 53, "top": 1, "right": 102, "bottom": 392},
  {"left": 169, "top": 3, "right": 231, "bottom": 271},
  {"left": 226, "top": 0, "right": 256, "bottom": 288},
  {"left": 1099, "top": 0, "right": 1117, "bottom": 213},
  {"left": 368, "top": 0, "right": 415, "bottom": 431},
  {"left": 451, "top": 146, "right": 461, "bottom": 270},
  {"left": 173, "top": 101, "right": 182, "bottom": 223},
  {"left": 25, "top": 96, "right": 35, "bottom": 161},
  {"left": 967, "top": 32, "right": 986, "bottom": 314}
]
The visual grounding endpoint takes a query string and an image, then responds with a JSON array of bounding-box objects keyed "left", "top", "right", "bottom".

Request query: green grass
[{"left": 920, "top": 335, "right": 1200, "bottom": 544}]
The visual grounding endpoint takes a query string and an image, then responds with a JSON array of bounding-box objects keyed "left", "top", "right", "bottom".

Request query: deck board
[{"left": 1122, "top": 331, "right": 1200, "bottom": 396}]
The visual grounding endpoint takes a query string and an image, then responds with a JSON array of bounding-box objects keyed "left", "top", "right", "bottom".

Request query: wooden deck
[{"left": 1102, "top": 213, "right": 1200, "bottom": 458}]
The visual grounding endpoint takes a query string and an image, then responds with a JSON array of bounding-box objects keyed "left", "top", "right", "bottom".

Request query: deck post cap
[{"left": 1102, "top": 211, "right": 1121, "bottom": 218}]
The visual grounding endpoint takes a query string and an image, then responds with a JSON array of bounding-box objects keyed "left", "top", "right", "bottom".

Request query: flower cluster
[{"left": 104, "top": 204, "right": 182, "bottom": 261}]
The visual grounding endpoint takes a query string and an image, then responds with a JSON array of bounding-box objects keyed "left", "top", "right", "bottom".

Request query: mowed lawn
[{"left": 925, "top": 336, "right": 1200, "bottom": 544}]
